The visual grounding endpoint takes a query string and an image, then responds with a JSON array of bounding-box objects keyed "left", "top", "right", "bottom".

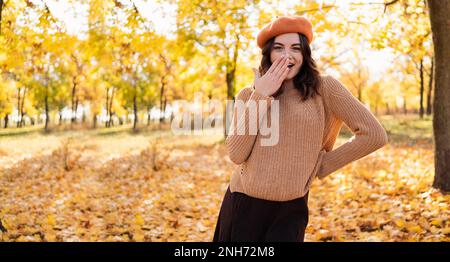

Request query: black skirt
[{"left": 212, "top": 185, "right": 309, "bottom": 242}]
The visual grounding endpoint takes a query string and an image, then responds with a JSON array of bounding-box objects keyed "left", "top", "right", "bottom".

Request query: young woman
[{"left": 213, "top": 16, "right": 388, "bottom": 242}]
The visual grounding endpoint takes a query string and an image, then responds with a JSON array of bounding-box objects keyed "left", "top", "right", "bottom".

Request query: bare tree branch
[{"left": 383, "top": 0, "right": 401, "bottom": 13}]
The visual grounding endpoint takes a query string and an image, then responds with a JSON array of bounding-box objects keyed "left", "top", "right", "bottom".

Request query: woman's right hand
[{"left": 252, "top": 55, "right": 290, "bottom": 97}]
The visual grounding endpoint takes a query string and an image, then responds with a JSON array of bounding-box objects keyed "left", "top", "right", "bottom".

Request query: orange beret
[{"left": 256, "top": 16, "right": 313, "bottom": 49}]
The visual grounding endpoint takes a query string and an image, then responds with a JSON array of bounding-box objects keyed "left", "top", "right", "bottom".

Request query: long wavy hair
[{"left": 258, "top": 33, "right": 321, "bottom": 101}]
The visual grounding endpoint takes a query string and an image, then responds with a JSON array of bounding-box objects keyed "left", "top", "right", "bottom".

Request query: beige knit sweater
[{"left": 226, "top": 74, "right": 388, "bottom": 201}]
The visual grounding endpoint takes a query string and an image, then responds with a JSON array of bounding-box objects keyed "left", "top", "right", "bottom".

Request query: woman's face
[{"left": 270, "top": 33, "right": 303, "bottom": 80}]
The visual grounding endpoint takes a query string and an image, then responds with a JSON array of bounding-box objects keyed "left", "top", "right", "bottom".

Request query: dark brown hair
[{"left": 258, "top": 33, "right": 321, "bottom": 101}]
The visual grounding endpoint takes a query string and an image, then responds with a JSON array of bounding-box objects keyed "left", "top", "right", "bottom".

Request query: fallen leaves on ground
[{"left": 0, "top": 134, "right": 448, "bottom": 242}]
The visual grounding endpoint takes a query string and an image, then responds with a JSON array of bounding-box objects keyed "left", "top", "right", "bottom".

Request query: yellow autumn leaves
[
  {"left": 0, "top": 133, "right": 226, "bottom": 241},
  {"left": 305, "top": 139, "right": 449, "bottom": 242},
  {"left": 0, "top": 125, "right": 449, "bottom": 242}
]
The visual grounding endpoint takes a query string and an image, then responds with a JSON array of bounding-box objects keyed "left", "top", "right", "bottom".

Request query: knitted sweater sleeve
[
  {"left": 316, "top": 75, "right": 389, "bottom": 180},
  {"left": 225, "top": 86, "right": 275, "bottom": 164}
]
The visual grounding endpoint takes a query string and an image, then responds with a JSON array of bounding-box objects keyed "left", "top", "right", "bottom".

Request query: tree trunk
[
  {"left": 74, "top": 98, "right": 79, "bottom": 124},
  {"left": 0, "top": 0, "right": 4, "bottom": 35},
  {"left": 133, "top": 87, "right": 138, "bottom": 131},
  {"left": 224, "top": 33, "right": 240, "bottom": 138},
  {"left": 44, "top": 87, "right": 49, "bottom": 132},
  {"left": 20, "top": 87, "right": 27, "bottom": 127},
  {"left": 93, "top": 114, "right": 97, "bottom": 129},
  {"left": 109, "top": 88, "right": 115, "bottom": 127},
  {"left": 105, "top": 88, "right": 110, "bottom": 128},
  {"left": 403, "top": 98, "right": 407, "bottom": 114},
  {"left": 428, "top": 0, "right": 450, "bottom": 191},
  {"left": 159, "top": 77, "right": 165, "bottom": 125},
  {"left": 82, "top": 106, "right": 86, "bottom": 123},
  {"left": 426, "top": 55, "right": 434, "bottom": 115},
  {"left": 162, "top": 96, "right": 167, "bottom": 123},
  {"left": 71, "top": 76, "right": 77, "bottom": 124},
  {"left": 419, "top": 58, "right": 425, "bottom": 118},
  {"left": 16, "top": 87, "right": 21, "bottom": 128},
  {"left": 59, "top": 110, "right": 63, "bottom": 126},
  {"left": 147, "top": 105, "right": 151, "bottom": 126},
  {"left": 4, "top": 114, "right": 8, "bottom": 128}
]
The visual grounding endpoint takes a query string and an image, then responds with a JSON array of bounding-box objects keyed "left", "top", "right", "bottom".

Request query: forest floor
[{"left": 0, "top": 114, "right": 449, "bottom": 242}]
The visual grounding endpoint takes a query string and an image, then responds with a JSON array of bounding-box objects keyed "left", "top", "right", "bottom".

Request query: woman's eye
[{"left": 274, "top": 46, "right": 300, "bottom": 51}]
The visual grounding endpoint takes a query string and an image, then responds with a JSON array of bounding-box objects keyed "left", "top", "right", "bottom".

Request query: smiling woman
[
  {"left": 258, "top": 31, "right": 321, "bottom": 100},
  {"left": 213, "top": 15, "right": 388, "bottom": 243}
]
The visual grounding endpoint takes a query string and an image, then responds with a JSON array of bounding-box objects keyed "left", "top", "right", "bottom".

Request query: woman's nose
[{"left": 282, "top": 50, "right": 293, "bottom": 59}]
